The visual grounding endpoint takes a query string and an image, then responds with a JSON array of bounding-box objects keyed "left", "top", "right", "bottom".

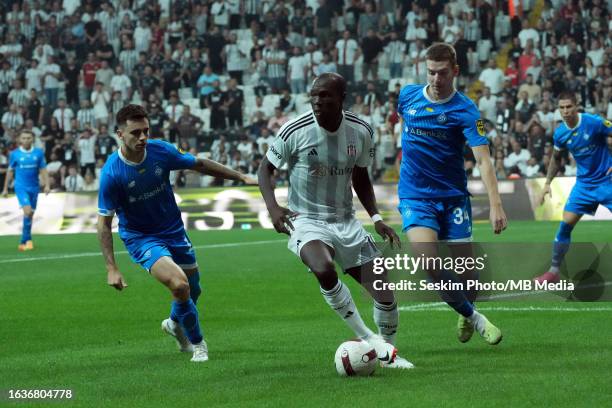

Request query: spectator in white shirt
[
  {"left": 504, "top": 139, "right": 531, "bottom": 174},
  {"left": 76, "top": 128, "right": 97, "bottom": 176},
  {"left": 479, "top": 59, "right": 505, "bottom": 95},
  {"left": 110, "top": 65, "right": 132, "bottom": 101},
  {"left": 518, "top": 19, "right": 539, "bottom": 48},
  {"left": 133, "top": 20, "right": 152, "bottom": 53},
  {"left": 52, "top": 99, "right": 75, "bottom": 132},
  {"left": 25, "top": 59, "right": 43, "bottom": 93},
  {"left": 1, "top": 104, "right": 24, "bottom": 132},
  {"left": 478, "top": 87, "right": 498, "bottom": 123},
  {"left": 287, "top": 47, "right": 308, "bottom": 94}
]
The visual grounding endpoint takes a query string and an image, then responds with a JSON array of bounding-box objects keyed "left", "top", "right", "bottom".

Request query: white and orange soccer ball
[{"left": 334, "top": 339, "right": 378, "bottom": 377}]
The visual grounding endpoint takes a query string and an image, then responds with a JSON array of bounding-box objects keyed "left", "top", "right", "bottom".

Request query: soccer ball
[{"left": 334, "top": 339, "right": 378, "bottom": 377}]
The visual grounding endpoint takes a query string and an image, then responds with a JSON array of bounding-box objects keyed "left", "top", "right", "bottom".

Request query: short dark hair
[
  {"left": 558, "top": 92, "right": 577, "bottom": 104},
  {"left": 426, "top": 42, "right": 457, "bottom": 67},
  {"left": 116, "top": 104, "right": 148, "bottom": 128},
  {"left": 314, "top": 72, "right": 347, "bottom": 97}
]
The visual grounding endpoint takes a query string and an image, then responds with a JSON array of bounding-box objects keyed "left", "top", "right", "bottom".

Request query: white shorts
[{"left": 288, "top": 217, "right": 381, "bottom": 271}]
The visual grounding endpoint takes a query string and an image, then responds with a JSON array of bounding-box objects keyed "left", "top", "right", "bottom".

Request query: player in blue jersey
[
  {"left": 2, "top": 130, "right": 50, "bottom": 251},
  {"left": 397, "top": 43, "right": 507, "bottom": 345},
  {"left": 535, "top": 92, "right": 612, "bottom": 284},
  {"left": 97, "top": 104, "right": 256, "bottom": 362}
]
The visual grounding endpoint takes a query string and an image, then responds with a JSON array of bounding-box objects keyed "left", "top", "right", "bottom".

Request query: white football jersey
[{"left": 266, "top": 110, "right": 375, "bottom": 222}]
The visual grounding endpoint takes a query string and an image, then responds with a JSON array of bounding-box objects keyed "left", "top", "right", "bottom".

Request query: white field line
[
  {"left": 0, "top": 239, "right": 286, "bottom": 264},
  {"left": 399, "top": 306, "right": 612, "bottom": 312}
]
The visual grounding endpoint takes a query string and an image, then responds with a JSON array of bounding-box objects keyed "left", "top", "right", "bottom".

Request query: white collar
[
  {"left": 422, "top": 85, "right": 457, "bottom": 104},
  {"left": 19, "top": 146, "right": 34, "bottom": 153},
  {"left": 563, "top": 113, "right": 581, "bottom": 131},
  {"left": 118, "top": 146, "right": 147, "bottom": 166}
]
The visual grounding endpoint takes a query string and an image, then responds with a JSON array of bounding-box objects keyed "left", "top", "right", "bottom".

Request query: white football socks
[
  {"left": 468, "top": 310, "right": 486, "bottom": 334},
  {"left": 373, "top": 300, "right": 398, "bottom": 344},
  {"left": 321, "top": 281, "right": 374, "bottom": 339}
]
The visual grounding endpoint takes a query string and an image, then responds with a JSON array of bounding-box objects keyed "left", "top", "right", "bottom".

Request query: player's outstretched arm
[
  {"left": 539, "top": 149, "right": 562, "bottom": 205},
  {"left": 472, "top": 145, "right": 508, "bottom": 234},
  {"left": 191, "top": 158, "right": 257, "bottom": 185},
  {"left": 97, "top": 215, "right": 127, "bottom": 291},
  {"left": 2, "top": 168, "right": 12, "bottom": 196},
  {"left": 257, "top": 156, "right": 297, "bottom": 235},
  {"left": 352, "top": 166, "right": 400, "bottom": 248}
]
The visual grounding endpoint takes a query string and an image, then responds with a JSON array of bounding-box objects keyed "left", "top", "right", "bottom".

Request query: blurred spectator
[
  {"left": 82, "top": 170, "right": 99, "bottom": 191},
  {"left": 287, "top": 47, "right": 308, "bottom": 94},
  {"left": 361, "top": 28, "right": 383, "bottom": 81},
  {"left": 478, "top": 87, "right": 498, "bottom": 123},
  {"left": 504, "top": 139, "right": 531, "bottom": 174},
  {"left": 336, "top": 31, "right": 359, "bottom": 86},
  {"left": 479, "top": 59, "right": 505, "bottom": 95},
  {"left": 76, "top": 128, "right": 97, "bottom": 176},
  {"left": 63, "top": 165, "right": 84, "bottom": 192}
]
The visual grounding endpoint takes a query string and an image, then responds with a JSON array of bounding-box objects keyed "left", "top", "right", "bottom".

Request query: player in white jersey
[{"left": 259, "top": 73, "right": 413, "bottom": 369}]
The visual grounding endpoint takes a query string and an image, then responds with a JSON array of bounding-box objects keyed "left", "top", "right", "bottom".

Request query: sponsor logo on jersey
[
  {"left": 269, "top": 145, "right": 283, "bottom": 160},
  {"left": 476, "top": 119, "right": 485, "bottom": 136},
  {"left": 309, "top": 164, "right": 353, "bottom": 177},
  {"left": 409, "top": 127, "right": 448, "bottom": 140}
]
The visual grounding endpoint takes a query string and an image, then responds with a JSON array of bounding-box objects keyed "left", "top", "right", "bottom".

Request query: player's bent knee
[
  {"left": 309, "top": 260, "right": 336, "bottom": 276},
  {"left": 170, "top": 279, "right": 190, "bottom": 299}
]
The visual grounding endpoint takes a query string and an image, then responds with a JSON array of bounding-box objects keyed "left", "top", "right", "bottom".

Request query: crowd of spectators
[{"left": 0, "top": 0, "right": 610, "bottom": 192}]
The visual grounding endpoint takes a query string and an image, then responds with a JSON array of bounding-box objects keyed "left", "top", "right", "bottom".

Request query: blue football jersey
[
  {"left": 397, "top": 85, "right": 488, "bottom": 199},
  {"left": 98, "top": 139, "right": 196, "bottom": 239},
  {"left": 553, "top": 113, "right": 612, "bottom": 185},
  {"left": 9, "top": 147, "right": 46, "bottom": 190}
]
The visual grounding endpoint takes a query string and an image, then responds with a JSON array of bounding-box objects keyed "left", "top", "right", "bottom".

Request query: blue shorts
[
  {"left": 565, "top": 182, "right": 612, "bottom": 215},
  {"left": 15, "top": 188, "right": 39, "bottom": 209},
  {"left": 398, "top": 196, "right": 472, "bottom": 241},
  {"left": 123, "top": 232, "right": 198, "bottom": 272}
]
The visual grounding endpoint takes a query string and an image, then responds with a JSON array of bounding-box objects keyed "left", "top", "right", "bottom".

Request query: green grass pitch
[{"left": 1, "top": 221, "right": 610, "bottom": 407}]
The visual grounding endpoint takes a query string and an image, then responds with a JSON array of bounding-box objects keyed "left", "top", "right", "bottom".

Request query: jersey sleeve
[
  {"left": 597, "top": 117, "right": 612, "bottom": 138},
  {"left": 98, "top": 168, "right": 118, "bottom": 217},
  {"left": 552, "top": 127, "right": 565, "bottom": 150},
  {"left": 356, "top": 125, "right": 375, "bottom": 168},
  {"left": 266, "top": 125, "right": 295, "bottom": 169},
  {"left": 461, "top": 102, "right": 489, "bottom": 147},
  {"left": 8, "top": 151, "right": 17, "bottom": 169},
  {"left": 160, "top": 140, "right": 197, "bottom": 170}
]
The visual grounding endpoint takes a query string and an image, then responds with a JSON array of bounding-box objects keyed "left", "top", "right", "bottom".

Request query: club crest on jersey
[
  {"left": 583, "top": 133, "right": 590, "bottom": 141},
  {"left": 437, "top": 113, "right": 447, "bottom": 124},
  {"left": 128, "top": 180, "right": 136, "bottom": 188},
  {"left": 476, "top": 119, "right": 485, "bottom": 136},
  {"left": 408, "top": 109, "right": 417, "bottom": 115},
  {"left": 347, "top": 144, "right": 357, "bottom": 156},
  {"left": 155, "top": 166, "right": 163, "bottom": 177}
]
